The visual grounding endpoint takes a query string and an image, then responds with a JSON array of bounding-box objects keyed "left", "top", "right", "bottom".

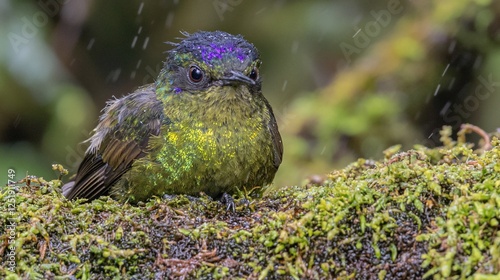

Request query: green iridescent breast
[{"left": 114, "top": 86, "right": 278, "bottom": 201}]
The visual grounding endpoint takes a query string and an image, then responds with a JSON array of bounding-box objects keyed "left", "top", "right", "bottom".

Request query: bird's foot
[
  {"left": 220, "top": 192, "right": 236, "bottom": 212},
  {"left": 162, "top": 194, "right": 178, "bottom": 200}
]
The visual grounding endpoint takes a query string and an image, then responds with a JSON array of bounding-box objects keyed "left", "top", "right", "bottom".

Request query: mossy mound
[{"left": 2, "top": 126, "right": 500, "bottom": 279}]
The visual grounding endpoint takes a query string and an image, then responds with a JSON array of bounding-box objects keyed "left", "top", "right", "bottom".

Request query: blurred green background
[{"left": 1, "top": 0, "right": 499, "bottom": 187}]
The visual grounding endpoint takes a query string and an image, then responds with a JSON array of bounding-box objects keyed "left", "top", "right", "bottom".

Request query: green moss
[{"left": 2, "top": 127, "right": 500, "bottom": 278}]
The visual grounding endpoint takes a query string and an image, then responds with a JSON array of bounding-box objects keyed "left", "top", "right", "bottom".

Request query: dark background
[{"left": 1, "top": 0, "right": 499, "bottom": 186}]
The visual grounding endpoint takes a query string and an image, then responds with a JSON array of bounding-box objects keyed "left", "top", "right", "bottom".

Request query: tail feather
[{"left": 62, "top": 181, "right": 75, "bottom": 198}]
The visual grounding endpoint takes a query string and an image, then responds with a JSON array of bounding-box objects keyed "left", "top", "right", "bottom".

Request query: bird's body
[{"left": 63, "top": 31, "right": 282, "bottom": 203}]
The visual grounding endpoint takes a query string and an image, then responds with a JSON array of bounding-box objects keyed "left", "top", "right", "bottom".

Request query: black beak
[{"left": 222, "top": 71, "right": 256, "bottom": 86}]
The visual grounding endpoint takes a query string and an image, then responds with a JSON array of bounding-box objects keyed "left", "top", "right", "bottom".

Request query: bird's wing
[
  {"left": 265, "top": 102, "right": 283, "bottom": 169},
  {"left": 62, "top": 85, "right": 164, "bottom": 200}
]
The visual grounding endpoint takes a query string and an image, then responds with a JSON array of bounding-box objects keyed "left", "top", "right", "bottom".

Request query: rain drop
[
  {"left": 143, "top": 37, "right": 150, "bottom": 50},
  {"left": 13, "top": 115, "right": 21, "bottom": 128},
  {"left": 448, "top": 40, "right": 456, "bottom": 54},
  {"left": 255, "top": 8, "right": 266, "bottom": 15},
  {"left": 352, "top": 28, "right": 362, "bottom": 38},
  {"left": 106, "top": 68, "right": 122, "bottom": 83},
  {"left": 440, "top": 101, "right": 451, "bottom": 116},
  {"left": 433, "top": 84, "right": 441, "bottom": 96},
  {"left": 131, "top": 36, "right": 138, "bottom": 48},
  {"left": 282, "top": 80, "right": 288, "bottom": 91},
  {"left": 137, "top": 2, "right": 144, "bottom": 15},
  {"left": 165, "top": 12, "right": 174, "bottom": 28},
  {"left": 473, "top": 55, "right": 482, "bottom": 70},
  {"left": 425, "top": 93, "right": 432, "bottom": 103},
  {"left": 441, "top": 63, "right": 450, "bottom": 77},
  {"left": 87, "top": 38, "right": 95, "bottom": 50},
  {"left": 448, "top": 77, "right": 456, "bottom": 90}
]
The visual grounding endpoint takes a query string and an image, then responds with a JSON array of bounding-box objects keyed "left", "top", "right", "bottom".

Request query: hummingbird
[{"left": 62, "top": 31, "right": 283, "bottom": 209}]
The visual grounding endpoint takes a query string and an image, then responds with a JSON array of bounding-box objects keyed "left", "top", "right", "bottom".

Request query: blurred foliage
[
  {"left": 279, "top": 0, "right": 500, "bottom": 185},
  {"left": 0, "top": 0, "right": 500, "bottom": 187}
]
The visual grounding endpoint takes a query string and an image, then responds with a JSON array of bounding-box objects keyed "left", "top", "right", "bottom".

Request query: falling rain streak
[
  {"left": 107, "top": 68, "right": 121, "bottom": 83},
  {"left": 442, "top": 63, "right": 450, "bottom": 77},
  {"left": 448, "top": 40, "right": 456, "bottom": 53},
  {"left": 448, "top": 77, "right": 456, "bottom": 90},
  {"left": 352, "top": 28, "right": 362, "bottom": 38},
  {"left": 473, "top": 55, "right": 482, "bottom": 70},
  {"left": 425, "top": 93, "right": 432, "bottom": 103},
  {"left": 282, "top": 80, "right": 288, "bottom": 91},
  {"left": 434, "top": 84, "right": 441, "bottom": 96},
  {"left": 165, "top": 12, "right": 174, "bottom": 28},
  {"left": 255, "top": 8, "right": 266, "bottom": 15},
  {"left": 440, "top": 101, "right": 451, "bottom": 116},
  {"left": 87, "top": 38, "right": 95, "bottom": 50},
  {"left": 142, "top": 37, "right": 150, "bottom": 50},
  {"left": 137, "top": 2, "right": 144, "bottom": 15},
  {"left": 131, "top": 36, "right": 138, "bottom": 48}
]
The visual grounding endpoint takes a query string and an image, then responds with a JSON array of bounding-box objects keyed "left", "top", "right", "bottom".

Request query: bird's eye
[
  {"left": 189, "top": 66, "right": 204, "bottom": 83},
  {"left": 249, "top": 67, "right": 259, "bottom": 81}
]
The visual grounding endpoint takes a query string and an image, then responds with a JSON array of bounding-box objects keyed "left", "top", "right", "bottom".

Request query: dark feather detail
[
  {"left": 63, "top": 85, "right": 163, "bottom": 201},
  {"left": 265, "top": 102, "right": 283, "bottom": 168},
  {"left": 62, "top": 153, "right": 110, "bottom": 200}
]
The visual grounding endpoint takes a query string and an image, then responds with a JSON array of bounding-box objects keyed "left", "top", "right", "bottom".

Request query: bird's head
[{"left": 156, "top": 31, "right": 262, "bottom": 97}]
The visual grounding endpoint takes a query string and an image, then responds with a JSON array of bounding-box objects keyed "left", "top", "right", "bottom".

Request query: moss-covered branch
[{"left": 2, "top": 126, "right": 500, "bottom": 279}]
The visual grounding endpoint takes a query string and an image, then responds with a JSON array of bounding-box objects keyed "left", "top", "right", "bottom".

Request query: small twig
[{"left": 458, "top": 124, "right": 492, "bottom": 151}]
